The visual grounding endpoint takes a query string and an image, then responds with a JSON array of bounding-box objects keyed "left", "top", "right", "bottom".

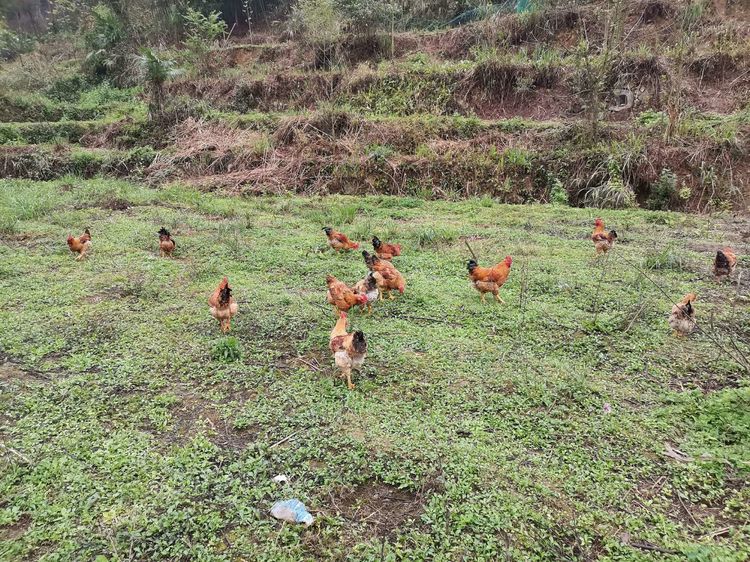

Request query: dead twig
[
  {"left": 0, "top": 443, "right": 31, "bottom": 464},
  {"left": 296, "top": 358, "right": 321, "bottom": 372},
  {"left": 663, "top": 442, "right": 693, "bottom": 463},
  {"left": 707, "top": 527, "right": 732, "bottom": 539},
  {"left": 464, "top": 239, "right": 478, "bottom": 261},
  {"left": 628, "top": 541, "right": 679, "bottom": 555},
  {"left": 623, "top": 297, "right": 648, "bottom": 334},
  {"left": 269, "top": 431, "right": 301, "bottom": 449},
  {"left": 677, "top": 491, "right": 700, "bottom": 527}
]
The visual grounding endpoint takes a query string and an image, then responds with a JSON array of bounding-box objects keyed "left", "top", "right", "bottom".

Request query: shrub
[
  {"left": 647, "top": 168, "right": 676, "bottom": 210},
  {"left": 584, "top": 159, "right": 636, "bottom": 209},
  {"left": 412, "top": 226, "right": 457, "bottom": 248},
  {"left": 136, "top": 48, "right": 181, "bottom": 119},
  {"left": 549, "top": 178, "right": 569, "bottom": 205},
  {"left": 0, "top": 22, "right": 34, "bottom": 61},
  {"left": 290, "top": 0, "right": 343, "bottom": 68},
  {"left": 45, "top": 75, "right": 93, "bottom": 102},
  {"left": 365, "top": 143, "right": 395, "bottom": 162},
  {"left": 212, "top": 337, "right": 242, "bottom": 362},
  {"left": 183, "top": 7, "right": 227, "bottom": 74},
  {"left": 643, "top": 245, "right": 687, "bottom": 271},
  {"left": 83, "top": 4, "right": 128, "bottom": 82},
  {"left": 336, "top": 0, "right": 399, "bottom": 34}
]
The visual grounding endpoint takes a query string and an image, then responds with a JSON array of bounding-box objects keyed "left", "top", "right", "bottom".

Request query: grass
[{"left": 0, "top": 178, "right": 748, "bottom": 561}]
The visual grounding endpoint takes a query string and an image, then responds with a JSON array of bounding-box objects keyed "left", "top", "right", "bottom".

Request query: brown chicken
[
  {"left": 352, "top": 273, "right": 380, "bottom": 314},
  {"left": 669, "top": 292, "right": 697, "bottom": 336},
  {"left": 467, "top": 256, "right": 512, "bottom": 303},
  {"left": 362, "top": 251, "right": 405, "bottom": 299},
  {"left": 326, "top": 275, "right": 368, "bottom": 316},
  {"left": 372, "top": 236, "right": 401, "bottom": 260},
  {"left": 329, "top": 312, "right": 367, "bottom": 390},
  {"left": 714, "top": 248, "right": 737, "bottom": 281},
  {"left": 208, "top": 277, "right": 239, "bottom": 333},
  {"left": 67, "top": 228, "right": 91, "bottom": 261},
  {"left": 591, "top": 218, "right": 618, "bottom": 255},
  {"left": 323, "top": 227, "right": 359, "bottom": 252},
  {"left": 158, "top": 227, "right": 176, "bottom": 257}
]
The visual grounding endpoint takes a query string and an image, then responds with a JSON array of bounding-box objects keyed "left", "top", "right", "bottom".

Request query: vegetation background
[{"left": 0, "top": 0, "right": 748, "bottom": 559}]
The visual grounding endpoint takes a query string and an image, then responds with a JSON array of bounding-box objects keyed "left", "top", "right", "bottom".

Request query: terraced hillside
[{"left": 1, "top": 0, "right": 749, "bottom": 211}]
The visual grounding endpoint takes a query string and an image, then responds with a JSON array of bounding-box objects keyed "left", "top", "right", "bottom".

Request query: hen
[
  {"left": 591, "top": 218, "right": 618, "bottom": 255},
  {"left": 329, "top": 312, "right": 367, "bottom": 390},
  {"left": 372, "top": 236, "right": 401, "bottom": 260},
  {"left": 669, "top": 292, "right": 697, "bottom": 336},
  {"left": 362, "top": 250, "right": 405, "bottom": 299},
  {"left": 352, "top": 273, "right": 380, "bottom": 314},
  {"left": 158, "top": 227, "right": 176, "bottom": 257},
  {"left": 467, "top": 256, "right": 512, "bottom": 303},
  {"left": 208, "top": 277, "right": 239, "bottom": 333},
  {"left": 326, "top": 275, "right": 368, "bottom": 316},
  {"left": 323, "top": 227, "right": 359, "bottom": 252},
  {"left": 67, "top": 228, "right": 91, "bottom": 261},
  {"left": 714, "top": 248, "right": 737, "bottom": 281}
]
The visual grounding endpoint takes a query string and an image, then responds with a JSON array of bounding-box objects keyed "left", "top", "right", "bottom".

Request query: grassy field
[{"left": 0, "top": 178, "right": 748, "bottom": 561}]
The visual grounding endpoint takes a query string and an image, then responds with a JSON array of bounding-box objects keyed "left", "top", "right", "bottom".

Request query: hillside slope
[{"left": 0, "top": 0, "right": 748, "bottom": 211}]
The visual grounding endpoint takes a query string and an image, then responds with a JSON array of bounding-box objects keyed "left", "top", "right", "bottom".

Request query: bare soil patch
[
  {"left": 328, "top": 480, "right": 435, "bottom": 537},
  {"left": 162, "top": 391, "right": 258, "bottom": 451},
  {"left": 0, "top": 514, "right": 31, "bottom": 541}
]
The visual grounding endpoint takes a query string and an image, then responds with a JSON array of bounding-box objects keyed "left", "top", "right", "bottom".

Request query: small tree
[
  {"left": 291, "top": 0, "right": 343, "bottom": 68},
  {"left": 136, "top": 48, "right": 180, "bottom": 119},
  {"left": 84, "top": 3, "right": 127, "bottom": 81},
  {"left": 183, "top": 6, "right": 227, "bottom": 74},
  {"left": 335, "top": 0, "right": 399, "bottom": 35}
]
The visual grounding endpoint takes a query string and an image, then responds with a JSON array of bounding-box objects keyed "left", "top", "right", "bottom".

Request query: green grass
[{"left": 0, "top": 178, "right": 748, "bottom": 561}]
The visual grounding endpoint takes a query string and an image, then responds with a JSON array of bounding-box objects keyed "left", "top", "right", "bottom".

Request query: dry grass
[{"left": 149, "top": 118, "right": 269, "bottom": 177}]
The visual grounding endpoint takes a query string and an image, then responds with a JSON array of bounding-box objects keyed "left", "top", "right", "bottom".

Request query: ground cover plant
[
  {"left": 0, "top": 178, "right": 748, "bottom": 560},
  {"left": 1, "top": 0, "right": 750, "bottom": 558}
]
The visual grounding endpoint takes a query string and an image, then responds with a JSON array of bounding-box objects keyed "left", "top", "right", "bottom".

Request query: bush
[
  {"left": 137, "top": 48, "right": 181, "bottom": 118},
  {"left": 83, "top": 4, "right": 128, "bottom": 82},
  {"left": 584, "top": 159, "right": 636, "bottom": 209},
  {"left": 336, "top": 0, "right": 399, "bottom": 34},
  {"left": 365, "top": 143, "right": 395, "bottom": 162},
  {"left": 0, "top": 22, "right": 34, "bottom": 61},
  {"left": 183, "top": 7, "right": 227, "bottom": 74},
  {"left": 549, "top": 178, "right": 569, "bottom": 205},
  {"left": 212, "top": 337, "right": 242, "bottom": 362},
  {"left": 647, "top": 168, "right": 676, "bottom": 210},
  {"left": 45, "top": 75, "right": 93, "bottom": 103},
  {"left": 290, "top": 0, "right": 343, "bottom": 68},
  {"left": 643, "top": 244, "right": 687, "bottom": 271}
]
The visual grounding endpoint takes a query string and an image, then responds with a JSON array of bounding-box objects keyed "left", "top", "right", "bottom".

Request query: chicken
[
  {"left": 326, "top": 275, "right": 368, "bottom": 316},
  {"left": 208, "top": 277, "right": 239, "bottom": 333},
  {"left": 669, "top": 292, "right": 697, "bottom": 337},
  {"left": 714, "top": 248, "right": 737, "bottom": 281},
  {"left": 329, "top": 312, "right": 367, "bottom": 390},
  {"left": 67, "top": 228, "right": 91, "bottom": 261},
  {"left": 467, "top": 256, "right": 512, "bottom": 303},
  {"left": 372, "top": 236, "right": 401, "bottom": 260},
  {"left": 323, "top": 227, "right": 359, "bottom": 252},
  {"left": 158, "top": 227, "right": 176, "bottom": 257},
  {"left": 591, "top": 218, "right": 618, "bottom": 255},
  {"left": 362, "top": 250, "right": 405, "bottom": 299},
  {"left": 352, "top": 273, "right": 380, "bottom": 314}
]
